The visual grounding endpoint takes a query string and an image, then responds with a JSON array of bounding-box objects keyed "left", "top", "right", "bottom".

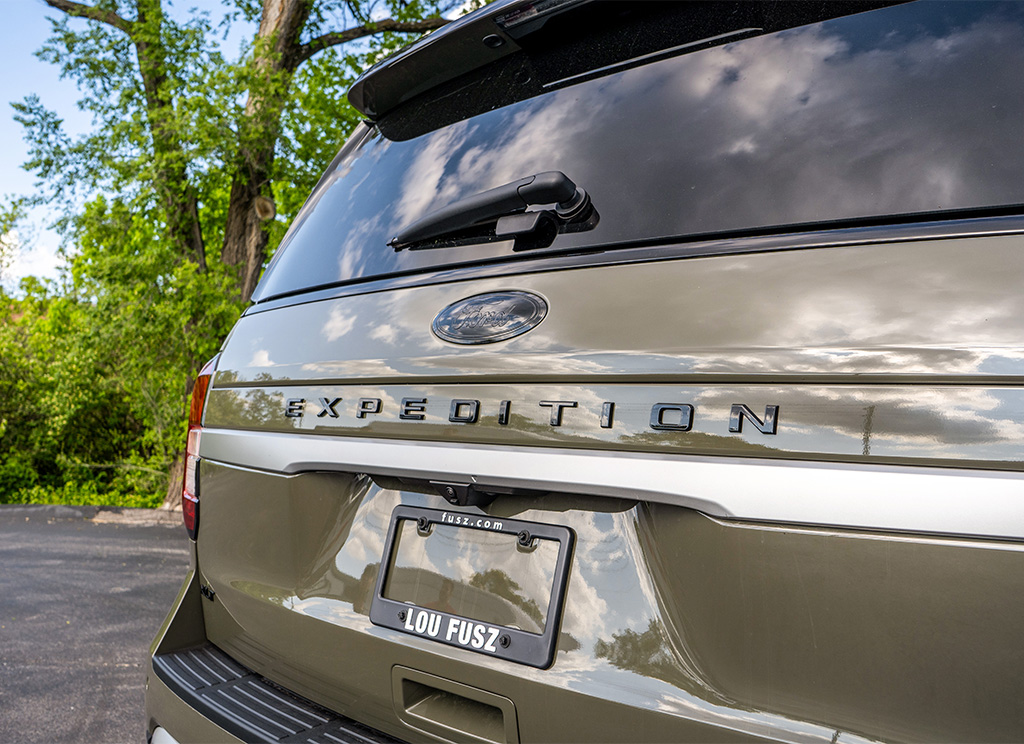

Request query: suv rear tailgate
[{"left": 191, "top": 235, "right": 1024, "bottom": 742}]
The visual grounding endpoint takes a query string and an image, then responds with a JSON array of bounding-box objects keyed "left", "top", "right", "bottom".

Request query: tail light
[{"left": 183, "top": 356, "right": 218, "bottom": 540}]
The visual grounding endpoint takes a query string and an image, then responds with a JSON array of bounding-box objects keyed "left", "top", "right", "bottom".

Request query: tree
[
  {"left": 38, "top": 0, "right": 451, "bottom": 296},
  {"left": 14, "top": 0, "right": 457, "bottom": 507}
]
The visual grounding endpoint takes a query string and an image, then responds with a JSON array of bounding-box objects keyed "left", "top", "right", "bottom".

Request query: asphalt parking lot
[{"left": 0, "top": 505, "right": 189, "bottom": 744}]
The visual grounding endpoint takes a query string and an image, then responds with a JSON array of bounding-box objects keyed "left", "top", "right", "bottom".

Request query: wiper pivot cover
[{"left": 389, "top": 171, "right": 584, "bottom": 249}]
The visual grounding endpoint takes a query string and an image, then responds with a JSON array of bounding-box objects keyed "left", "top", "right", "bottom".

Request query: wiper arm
[{"left": 388, "top": 171, "right": 589, "bottom": 249}]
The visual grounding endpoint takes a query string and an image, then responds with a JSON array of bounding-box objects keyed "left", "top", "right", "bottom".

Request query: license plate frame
[{"left": 370, "top": 505, "right": 575, "bottom": 669}]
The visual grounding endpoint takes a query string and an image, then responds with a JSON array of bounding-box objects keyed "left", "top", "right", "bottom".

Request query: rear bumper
[
  {"left": 145, "top": 570, "right": 402, "bottom": 744},
  {"left": 148, "top": 462, "right": 1024, "bottom": 742},
  {"left": 146, "top": 657, "right": 240, "bottom": 744},
  {"left": 149, "top": 644, "right": 402, "bottom": 743},
  {"left": 145, "top": 571, "right": 241, "bottom": 743}
]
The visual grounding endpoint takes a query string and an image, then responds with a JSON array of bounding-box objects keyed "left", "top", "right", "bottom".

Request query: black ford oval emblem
[{"left": 432, "top": 291, "right": 548, "bottom": 344}]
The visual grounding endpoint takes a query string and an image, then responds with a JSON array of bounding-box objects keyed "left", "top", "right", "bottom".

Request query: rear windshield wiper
[{"left": 388, "top": 171, "right": 590, "bottom": 250}]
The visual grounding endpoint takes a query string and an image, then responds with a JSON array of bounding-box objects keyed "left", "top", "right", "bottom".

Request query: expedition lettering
[{"left": 283, "top": 397, "right": 780, "bottom": 435}]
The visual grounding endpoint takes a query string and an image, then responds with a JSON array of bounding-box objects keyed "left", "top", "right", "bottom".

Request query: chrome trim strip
[{"left": 199, "top": 429, "right": 1024, "bottom": 541}]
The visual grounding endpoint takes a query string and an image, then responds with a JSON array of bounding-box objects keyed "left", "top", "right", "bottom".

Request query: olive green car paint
[
  {"left": 146, "top": 2, "right": 1024, "bottom": 740},
  {"left": 204, "top": 380, "right": 1024, "bottom": 467},
  {"left": 147, "top": 228, "right": 1024, "bottom": 742},
  {"left": 207, "top": 238, "right": 1024, "bottom": 471},
  {"left": 215, "top": 236, "right": 1024, "bottom": 386},
  {"left": 183, "top": 464, "right": 1024, "bottom": 742}
]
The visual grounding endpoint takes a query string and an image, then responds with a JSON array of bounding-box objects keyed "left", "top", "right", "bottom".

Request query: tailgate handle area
[{"left": 393, "top": 666, "right": 519, "bottom": 744}]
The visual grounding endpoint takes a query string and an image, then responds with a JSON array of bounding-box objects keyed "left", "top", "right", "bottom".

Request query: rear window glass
[{"left": 254, "top": 1, "right": 1024, "bottom": 302}]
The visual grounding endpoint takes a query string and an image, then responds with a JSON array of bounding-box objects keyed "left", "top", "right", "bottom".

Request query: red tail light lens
[{"left": 183, "top": 356, "right": 217, "bottom": 540}]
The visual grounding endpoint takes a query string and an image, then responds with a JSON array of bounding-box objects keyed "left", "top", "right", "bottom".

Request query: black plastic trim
[
  {"left": 349, "top": 0, "right": 902, "bottom": 121},
  {"left": 389, "top": 171, "right": 581, "bottom": 249},
  {"left": 152, "top": 644, "right": 404, "bottom": 743},
  {"left": 369, "top": 506, "right": 575, "bottom": 669}
]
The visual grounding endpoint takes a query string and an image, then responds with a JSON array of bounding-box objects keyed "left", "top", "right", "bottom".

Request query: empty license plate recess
[{"left": 370, "top": 506, "right": 575, "bottom": 668}]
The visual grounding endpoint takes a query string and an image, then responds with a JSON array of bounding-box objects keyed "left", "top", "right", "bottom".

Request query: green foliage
[
  {"left": 4, "top": 0, "right": 466, "bottom": 508},
  {"left": 6, "top": 483, "right": 163, "bottom": 509},
  {"left": 0, "top": 278, "right": 170, "bottom": 505}
]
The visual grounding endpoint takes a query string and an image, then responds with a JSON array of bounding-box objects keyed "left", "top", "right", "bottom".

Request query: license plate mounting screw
[
  {"left": 499, "top": 634, "right": 511, "bottom": 648},
  {"left": 398, "top": 610, "right": 407, "bottom": 622},
  {"left": 517, "top": 530, "right": 532, "bottom": 547}
]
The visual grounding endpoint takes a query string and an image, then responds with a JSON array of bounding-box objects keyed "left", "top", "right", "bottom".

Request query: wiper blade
[{"left": 388, "top": 171, "right": 589, "bottom": 250}]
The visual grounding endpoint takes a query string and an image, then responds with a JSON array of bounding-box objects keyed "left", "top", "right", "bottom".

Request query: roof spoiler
[
  {"left": 348, "top": 0, "right": 904, "bottom": 123},
  {"left": 347, "top": 0, "right": 587, "bottom": 120}
]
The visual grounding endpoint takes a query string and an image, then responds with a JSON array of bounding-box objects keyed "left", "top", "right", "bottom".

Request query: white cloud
[
  {"left": 248, "top": 349, "right": 274, "bottom": 367},
  {"left": 369, "top": 323, "right": 397, "bottom": 345},
  {"left": 323, "top": 305, "right": 356, "bottom": 341},
  {"left": 1, "top": 230, "right": 62, "bottom": 290}
]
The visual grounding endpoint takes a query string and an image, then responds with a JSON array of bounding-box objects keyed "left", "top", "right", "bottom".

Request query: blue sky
[
  {"left": 1, "top": 2, "right": 89, "bottom": 287},
  {"left": 0, "top": 0, "right": 244, "bottom": 290}
]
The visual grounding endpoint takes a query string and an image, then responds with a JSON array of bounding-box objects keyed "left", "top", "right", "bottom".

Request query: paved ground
[{"left": 0, "top": 505, "right": 189, "bottom": 744}]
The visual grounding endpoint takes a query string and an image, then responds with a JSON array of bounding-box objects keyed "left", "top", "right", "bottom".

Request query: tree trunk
[
  {"left": 223, "top": 179, "right": 271, "bottom": 301},
  {"left": 221, "top": 0, "right": 312, "bottom": 302},
  {"left": 163, "top": 451, "right": 184, "bottom": 510}
]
